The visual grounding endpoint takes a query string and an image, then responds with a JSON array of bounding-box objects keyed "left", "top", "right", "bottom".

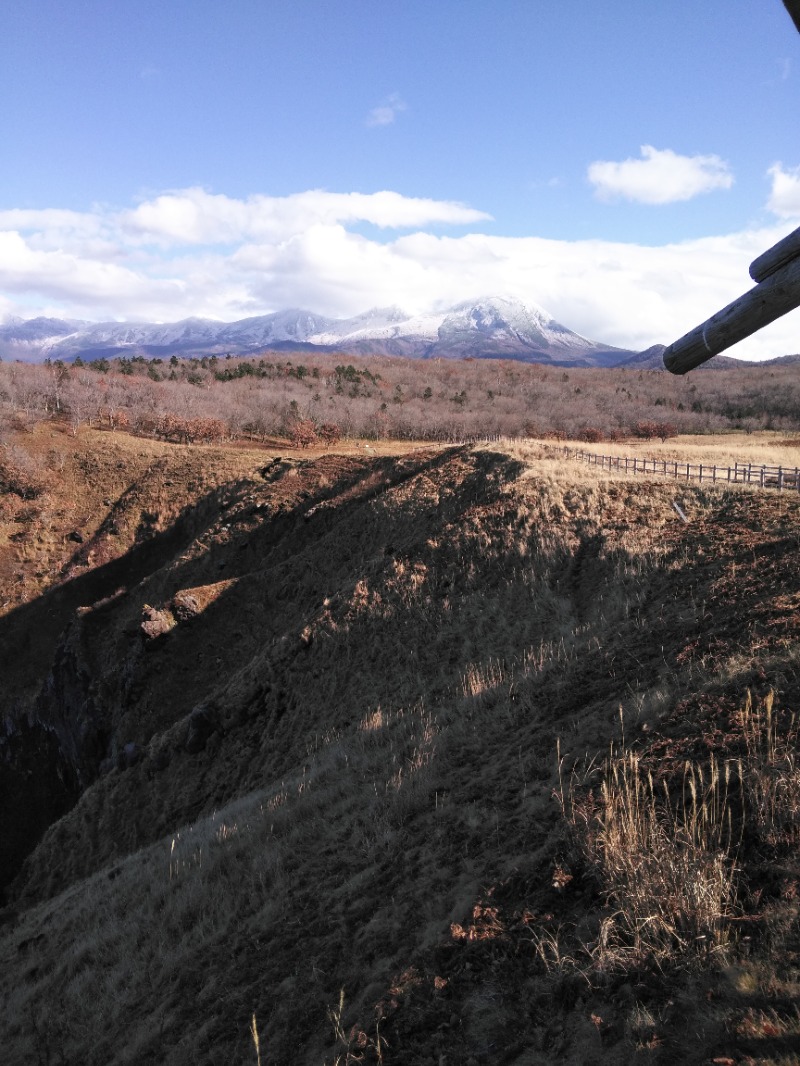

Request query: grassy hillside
[{"left": 2, "top": 427, "right": 800, "bottom": 1064}]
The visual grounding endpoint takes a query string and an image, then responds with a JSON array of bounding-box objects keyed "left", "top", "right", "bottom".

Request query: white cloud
[
  {"left": 0, "top": 208, "right": 98, "bottom": 231},
  {"left": 121, "top": 187, "right": 490, "bottom": 244},
  {"left": 366, "top": 93, "right": 407, "bottom": 127},
  {"left": 2, "top": 187, "right": 800, "bottom": 360},
  {"left": 588, "top": 145, "right": 734, "bottom": 205},
  {"left": 767, "top": 163, "right": 800, "bottom": 219},
  {"left": 0, "top": 230, "right": 189, "bottom": 321},
  {"left": 0, "top": 207, "right": 111, "bottom": 255}
]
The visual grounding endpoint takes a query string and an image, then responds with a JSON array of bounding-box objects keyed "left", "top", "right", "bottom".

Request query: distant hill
[
  {"left": 761, "top": 353, "right": 800, "bottom": 366},
  {"left": 0, "top": 296, "right": 637, "bottom": 367},
  {"left": 617, "top": 343, "right": 749, "bottom": 371}
]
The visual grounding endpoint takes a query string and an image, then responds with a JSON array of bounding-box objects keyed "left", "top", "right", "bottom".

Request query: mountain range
[{"left": 0, "top": 296, "right": 641, "bottom": 367}]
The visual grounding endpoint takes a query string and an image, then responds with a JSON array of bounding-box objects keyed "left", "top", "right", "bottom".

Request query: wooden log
[
  {"left": 663, "top": 254, "right": 800, "bottom": 373},
  {"left": 784, "top": 0, "right": 800, "bottom": 34},
  {"left": 750, "top": 225, "right": 800, "bottom": 282}
]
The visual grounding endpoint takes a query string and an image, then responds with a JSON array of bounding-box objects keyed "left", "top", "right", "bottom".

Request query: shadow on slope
[
  {"left": 1, "top": 446, "right": 499, "bottom": 895},
  {"left": 3, "top": 447, "right": 800, "bottom": 1064}
]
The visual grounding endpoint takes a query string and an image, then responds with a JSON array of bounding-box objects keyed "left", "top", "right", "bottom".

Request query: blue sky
[{"left": 1, "top": 0, "right": 799, "bottom": 358}]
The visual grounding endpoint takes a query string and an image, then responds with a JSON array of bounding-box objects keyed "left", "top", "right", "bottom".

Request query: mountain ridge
[{"left": 0, "top": 296, "right": 639, "bottom": 367}]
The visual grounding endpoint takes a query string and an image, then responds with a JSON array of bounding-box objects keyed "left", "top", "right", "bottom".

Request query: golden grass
[
  {"left": 563, "top": 746, "right": 740, "bottom": 968},
  {"left": 572, "top": 430, "right": 800, "bottom": 471},
  {"left": 739, "top": 690, "right": 800, "bottom": 847},
  {"left": 558, "top": 690, "right": 800, "bottom": 981}
]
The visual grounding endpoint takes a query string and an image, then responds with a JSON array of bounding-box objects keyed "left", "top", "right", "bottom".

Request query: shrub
[
  {"left": 318, "top": 422, "right": 341, "bottom": 446},
  {"left": 580, "top": 427, "right": 605, "bottom": 443},
  {"left": 632, "top": 420, "right": 658, "bottom": 440},
  {"left": 654, "top": 421, "right": 678, "bottom": 442},
  {"left": 289, "top": 419, "right": 318, "bottom": 449}
]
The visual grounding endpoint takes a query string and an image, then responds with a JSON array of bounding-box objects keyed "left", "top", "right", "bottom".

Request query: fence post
[{"left": 571, "top": 449, "right": 798, "bottom": 495}]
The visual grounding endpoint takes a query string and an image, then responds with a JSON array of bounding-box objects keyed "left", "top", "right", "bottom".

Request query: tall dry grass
[
  {"left": 560, "top": 690, "right": 800, "bottom": 975},
  {"left": 738, "top": 690, "right": 800, "bottom": 846},
  {"left": 563, "top": 747, "right": 740, "bottom": 968}
]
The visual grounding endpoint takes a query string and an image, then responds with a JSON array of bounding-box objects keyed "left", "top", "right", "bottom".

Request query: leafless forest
[{"left": 1, "top": 351, "right": 799, "bottom": 448}]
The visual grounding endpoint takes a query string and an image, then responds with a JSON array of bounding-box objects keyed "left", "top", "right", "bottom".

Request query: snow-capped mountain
[
  {"left": 0, "top": 316, "right": 91, "bottom": 358},
  {"left": 0, "top": 297, "right": 634, "bottom": 366}
]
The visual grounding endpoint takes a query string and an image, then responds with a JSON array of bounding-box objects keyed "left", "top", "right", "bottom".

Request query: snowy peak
[
  {"left": 0, "top": 297, "right": 633, "bottom": 366},
  {"left": 1, "top": 316, "right": 89, "bottom": 342},
  {"left": 218, "top": 310, "right": 338, "bottom": 345},
  {"left": 440, "top": 296, "right": 561, "bottom": 338},
  {"left": 450, "top": 295, "right": 553, "bottom": 330},
  {"left": 424, "top": 295, "right": 604, "bottom": 361}
]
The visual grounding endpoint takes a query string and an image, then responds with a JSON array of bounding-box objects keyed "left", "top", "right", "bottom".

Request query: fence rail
[{"left": 571, "top": 449, "right": 800, "bottom": 492}]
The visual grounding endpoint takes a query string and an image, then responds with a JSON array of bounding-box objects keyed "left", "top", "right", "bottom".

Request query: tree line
[{"left": 1, "top": 350, "right": 799, "bottom": 448}]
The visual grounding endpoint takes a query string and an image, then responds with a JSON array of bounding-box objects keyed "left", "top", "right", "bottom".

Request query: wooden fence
[{"left": 571, "top": 449, "right": 800, "bottom": 492}]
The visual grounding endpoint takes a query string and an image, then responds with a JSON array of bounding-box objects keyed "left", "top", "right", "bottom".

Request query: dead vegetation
[
  {"left": 3, "top": 350, "right": 800, "bottom": 449},
  {"left": 1, "top": 426, "right": 800, "bottom": 1063}
]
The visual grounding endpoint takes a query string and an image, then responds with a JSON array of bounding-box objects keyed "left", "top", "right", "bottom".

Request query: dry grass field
[
  {"left": 2, "top": 423, "right": 800, "bottom": 1064},
  {"left": 573, "top": 430, "right": 800, "bottom": 470}
]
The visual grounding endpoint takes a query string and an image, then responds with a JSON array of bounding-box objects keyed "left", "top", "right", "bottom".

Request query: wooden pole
[
  {"left": 657, "top": 7, "right": 799, "bottom": 373},
  {"left": 783, "top": 0, "right": 800, "bottom": 35},
  {"left": 663, "top": 254, "right": 800, "bottom": 374},
  {"left": 750, "top": 225, "right": 800, "bottom": 282}
]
